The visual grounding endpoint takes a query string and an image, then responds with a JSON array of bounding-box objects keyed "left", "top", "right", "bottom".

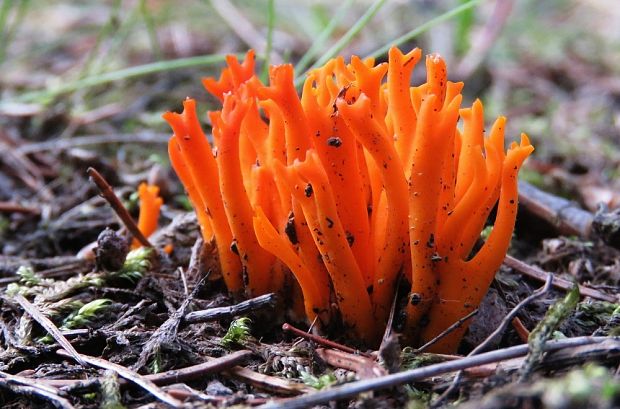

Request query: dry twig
[
  {"left": 0, "top": 201, "right": 40, "bottom": 214},
  {"left": 512, "top": 317, "right": 531, "bottom": 343},
  {"left": 518, "top": 180, "right": 620, "bottom": 249},
  {"left": 1, "top": 138, "right": 52, "bottom": 199},
  {"left": 259, "top": 336, "right": 618, "bottom": 409},
  {"left": 0, "top": 376, "right": 75, "bottom": 409},
  {"left": 282, "top": 322, "right": 371, "bottom": 357},
  {"left": 504, "top": 255, "right": 617, "bottom": 302},
  {"left": 316, "top": 348, "right": 386, "bottom": 379},
  {"left": 87, "top": 167, "right": 152, "bottom": 248},
  {"left": 184, "top": 293, "right": 277, "bottom": 324},
  {"left": 14, "top": 294, "right": 86, "bottom": 366},
  {"left": 33, "top": 350, "right": 252, "bottom": 388},
  {"left": 416, "top": 309, "right": 479, "bottom": 353},
  {"left": 147, "top": 349, "right": 253, "bottom": 385},
  {"left": 225, "top": 365, "right": 313, "bottom": 396},
  {"left": 56, "top": 349, "right": 183, "bottom": 408},
  {"left": 518, "top": 180, "right": 592, "bottom": 237}
]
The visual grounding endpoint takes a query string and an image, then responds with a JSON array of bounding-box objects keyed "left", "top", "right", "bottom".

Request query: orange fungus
[{"left": 164, "top": 48, "right": 534, "bottom": 352}]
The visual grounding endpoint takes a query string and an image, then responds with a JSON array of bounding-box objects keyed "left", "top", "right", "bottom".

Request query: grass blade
[
  {"left": 140, "top": 0, "right": 163, "bottom": 60},
  {"left": 16, "top": 53, "right": 246, "bottom": 104},
  {"left": 261, "top": 0, "right": 276, "bottom": 83},
  {"left": 0, "top": 0, "right": 30, "bottom": 65},
  {"left": 295, "top": 0, "right": 386, "bottom": 86},
  {"left": 365, "top": 0, "right": 482, "bottom": 60},
  {"left": 294, "top": 0, "right": 355, "bottom": 75},
  {"left": 455, "top": 0, "right": 476, "bottom": 56}
]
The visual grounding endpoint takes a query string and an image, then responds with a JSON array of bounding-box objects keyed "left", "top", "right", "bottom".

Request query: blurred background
[{"left": 0, "top": 0, "right": 619, "bottom": 255}]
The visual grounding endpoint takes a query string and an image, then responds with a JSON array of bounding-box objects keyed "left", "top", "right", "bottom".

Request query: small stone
[{"left": 206, "top": 380, "right": 233, "bottom": 396}]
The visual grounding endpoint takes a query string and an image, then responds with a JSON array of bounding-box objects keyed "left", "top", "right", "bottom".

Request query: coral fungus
[
  {"left": 132, "top": 182, "right": 163, "bottom": 249},
  {"left": 164, "top": 47, "right": 533, "bottom": 352}
]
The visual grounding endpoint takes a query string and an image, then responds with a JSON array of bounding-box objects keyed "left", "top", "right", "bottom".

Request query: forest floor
[{"left": 0, "top": 1, "right": 619, "bottom": 408}]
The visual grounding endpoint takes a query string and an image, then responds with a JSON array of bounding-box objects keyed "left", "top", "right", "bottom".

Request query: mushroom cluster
[{"left": 164, "top": 47, "right": 533, "bottom": 352}]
